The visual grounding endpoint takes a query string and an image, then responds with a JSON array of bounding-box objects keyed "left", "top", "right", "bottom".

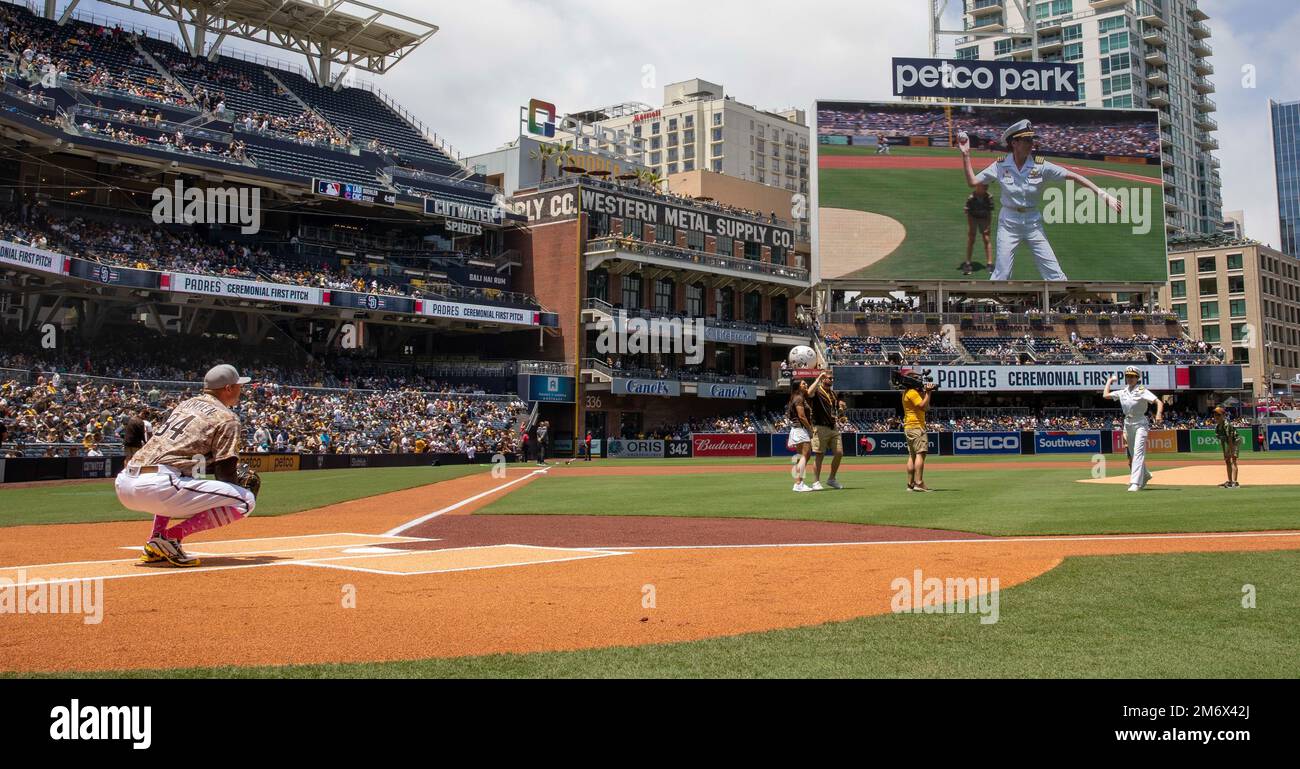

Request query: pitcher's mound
[
  {"left": 1080, "top": 464, "right": 1300, "bottom": 487},
  {"left": 818, "top": 208, "right": 906, "bottom": 279}
]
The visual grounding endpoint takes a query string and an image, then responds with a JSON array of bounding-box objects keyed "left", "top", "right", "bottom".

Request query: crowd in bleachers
[
  {"left": 0, "top": 334, "right": 526, "bottom": 458},
  {"left": 236, "top": 109, "right": 350, "bottom": 148},
  {"left": 0, "top": 210, "right": 538, "bottom": 309}
]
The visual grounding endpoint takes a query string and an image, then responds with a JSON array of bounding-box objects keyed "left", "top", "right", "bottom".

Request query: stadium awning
[{"left": 81, "top": 0, "right": 437, "bottom": 81}]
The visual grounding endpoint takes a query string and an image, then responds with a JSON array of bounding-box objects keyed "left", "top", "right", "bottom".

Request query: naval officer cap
[{"left": 1002, "top": 119, "right": 1035, "bottom": 146}]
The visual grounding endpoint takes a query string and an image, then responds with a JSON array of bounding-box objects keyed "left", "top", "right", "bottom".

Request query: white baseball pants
[
  {"left": 1124, "top": 422, "right": 1150, "bottom": 488},
  {"left": 990, "top": 211, "right": 1067, "bottom": 281},
  {"left": 115, "top": 465, "right": 256, "bottom": 520}
]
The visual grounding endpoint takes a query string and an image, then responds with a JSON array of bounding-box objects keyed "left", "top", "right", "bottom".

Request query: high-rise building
[
  {"left": 1270, "top": 98, "right": 1300, "bottom": 257},
  {"left": 953, "top": 0, "right": 1222, "bottom": 238},
  {"left": 568, "top": 79, "right": 811, "bottom": 199},
  {"left": 1221, "top": 209, "right": 1245, "bottom": 239},
  {"left": 1160, "top": 236, "right": 1300, "bottom": 398}
]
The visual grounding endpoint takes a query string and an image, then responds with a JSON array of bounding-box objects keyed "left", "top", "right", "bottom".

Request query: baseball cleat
[
  {"left": 1127, "top": 484, "right": 1140, "bottom": 492},
  {"left": 825, "top": 478, "right": 844, "bottom": 490},
  {"left": 143, "top": 536, "right": 201, "bottom": 567},
  {"left": 137, "top": 543, "right": 167, "bottom": 564}
]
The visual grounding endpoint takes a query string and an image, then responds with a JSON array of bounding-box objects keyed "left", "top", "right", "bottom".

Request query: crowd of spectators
[
  {"left": 237, "top": 109, "right": 350, "bottom": 148},
  {"left": 0, "top": 336, "right": 526, "bottom": 458}
]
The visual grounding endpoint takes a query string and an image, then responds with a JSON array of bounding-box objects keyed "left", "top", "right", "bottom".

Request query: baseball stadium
[{"left": 1, "top": 0, "right": 1299, "bottom": 689}]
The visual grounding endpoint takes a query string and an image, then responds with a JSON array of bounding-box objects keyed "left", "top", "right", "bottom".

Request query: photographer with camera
[{"left": 898, "top": 369, "right": 937, "bottom": 492}]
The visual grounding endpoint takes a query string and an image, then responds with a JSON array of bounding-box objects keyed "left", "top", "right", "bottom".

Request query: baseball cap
[
  {"left": 204, "top": 364, "right": 252, "bottom": 389},
  {"left": 1214, "top": 406, "right": 1226, "bottom": 415},
  {"left": 1002, "top": 119, "right": 1035, "bottom": 146}
]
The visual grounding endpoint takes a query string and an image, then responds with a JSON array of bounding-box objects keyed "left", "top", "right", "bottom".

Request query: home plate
[{"left": 1080, "top": 465, "right": 1300, "bottom": 487}]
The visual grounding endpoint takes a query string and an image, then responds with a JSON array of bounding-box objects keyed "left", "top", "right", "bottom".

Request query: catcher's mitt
[{"left": 235, "top": 462, "right": 262, "bottom": 498}]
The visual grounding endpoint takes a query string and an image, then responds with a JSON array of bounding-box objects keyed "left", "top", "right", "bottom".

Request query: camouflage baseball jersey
[{"left": 129, "top": 393, "right": 242, "bottom": 473}]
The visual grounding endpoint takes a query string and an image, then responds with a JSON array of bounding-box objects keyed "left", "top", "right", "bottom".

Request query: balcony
[
  {"left": 1146, "top": 67, "right": 1169, "bottom": 86},
  {"left": 1190, "top": 20, "right": 1212, "bottom": 39},
  {"left": 1195, "top": 95, "right": 1217, "bottom": 113},
  {"left": 966, "top": 0, "right": 1004, "bottom": 15},
  {"left": 1089, "top": 0, "right": 1127, "bottom": 9},
  {"left": 1191, "top": 37, "right": 1212, "bottom": 56},
  {"left": 1037, "top": 34, "right": 1064, "bottom": 52},
  {"left": 1159, "top": 131, "right": 1173, "bottom": 149},
  {"left": 1192, "top": 57, "right": 1214, "bottom": 75},
  {"left": 1189, "top": 1, "right": 1209, "bottom": 22},
  {"left": 1136, "top": 2, "right": 1166, "bottom": 27},
  {"left": 1195, "top": 133, "right": 1219, "bottom": 151},
  {"left": 1144, "top": 49, "right": 1168, "bottom": 67},
  {"left": 1147, "top": 88, "right": 1169, "bottom": 107},
  {"left": 1195, "top": 113, "right": 1218, "bottom": 131},
  {"left": 581, "top": 298, "right": 807, "bottom": 343},
  {"left": 965, "top": 12, "right": 1005, "bottom": 32},
  {"left": 585, "top": 236, "right": 809, "bottom": 286},
  {"left": 1161, "top": 153, "right": 1174, "bottom": 168},
  {"left": 1192, "top": 75, "right": 1215, "bottom": 94},
  {"left": 1141, "top": 26, "right": 1165, "bottom": 47}
]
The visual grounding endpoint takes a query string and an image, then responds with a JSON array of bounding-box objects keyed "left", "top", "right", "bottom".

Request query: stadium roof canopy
[{"left": 62, "top": 0, "right": 437, "bottom": 83}]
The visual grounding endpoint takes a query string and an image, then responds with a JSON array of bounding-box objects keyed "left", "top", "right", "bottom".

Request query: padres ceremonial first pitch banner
[
  {"left": 166, "top": 273, "right": 323, "bottom": 306},
  {"left": 0, "top": 239, "right": 65, "bottom": 275}
]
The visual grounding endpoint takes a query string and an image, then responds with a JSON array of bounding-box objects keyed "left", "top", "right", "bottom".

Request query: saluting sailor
[
  {"left": 1103, "top": 366, "right": 1164, "bottom": 492},
  {"left": 958, "top": 119, "right": 1122, "bottom": 281}
]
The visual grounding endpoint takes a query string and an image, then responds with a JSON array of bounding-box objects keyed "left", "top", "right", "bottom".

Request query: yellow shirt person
[{"left": 903, "top": 388, "right": 927, "bottom": 431}]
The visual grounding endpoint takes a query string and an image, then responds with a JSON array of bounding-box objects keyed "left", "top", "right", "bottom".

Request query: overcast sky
[{"left": 73, "top": 0, "right": 1299, "bottom": 249}]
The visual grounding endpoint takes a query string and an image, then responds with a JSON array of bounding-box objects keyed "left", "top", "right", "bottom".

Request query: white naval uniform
[
  {"left": 974, "top": 154, "right": 1069, "bottom": 281},
  {"left": 1107, "top": 384, "right": 1159, "bottom": 488}
]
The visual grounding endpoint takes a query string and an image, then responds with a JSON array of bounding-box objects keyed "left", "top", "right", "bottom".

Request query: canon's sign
[
  {"left": 692, "top": 434, "right": 757, "bottom": 458},
  {"left": 891, "top": 57, "right": 1080, "bottom": 102}
]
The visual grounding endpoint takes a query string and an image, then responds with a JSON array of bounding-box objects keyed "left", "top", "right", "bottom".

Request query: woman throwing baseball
[{"left": 958, "top": 119, "right": 1122, "bottom": 281}]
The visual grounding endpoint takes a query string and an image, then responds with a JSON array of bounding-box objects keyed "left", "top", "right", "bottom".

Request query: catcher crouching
[{"left": 114, "top": 364, "right": 261, "bottom": 567}]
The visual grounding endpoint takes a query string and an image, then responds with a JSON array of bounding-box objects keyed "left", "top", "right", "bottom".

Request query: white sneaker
[
  {"left": 810, "top": 482, "right": 824, "bottom": 491},
  {"left": 1127, "top": 484, "right": 1140, "bottom": 492},
  {"left": 793, "top": 482, "right": 812, "bottom": 493},
  {"left": 826, "top": 478, "right": 843, "bottom": 490}
]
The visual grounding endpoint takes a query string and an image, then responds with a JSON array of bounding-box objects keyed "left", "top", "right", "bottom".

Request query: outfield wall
[{"left": 596, "top": 428, "right": 1273, "bottom": 459}]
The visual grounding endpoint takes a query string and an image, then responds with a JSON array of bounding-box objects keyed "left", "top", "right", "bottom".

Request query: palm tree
[
  {"left": 645, "top": 170, "right": 666, "bottom": 193},
  {"left": 529, "top": 142, "right": 559, "bottom": 183},
  {"left": 554, "top": 141, "right": 574, "bottom": 177}
]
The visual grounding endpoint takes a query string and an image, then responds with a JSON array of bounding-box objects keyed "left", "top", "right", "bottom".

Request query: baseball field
[
  {"left": 3, "top": 452, "right": 1300, "bottom": 679},
  {"left": 816, "top": 145, "right": 1168, "bottom": 282}
]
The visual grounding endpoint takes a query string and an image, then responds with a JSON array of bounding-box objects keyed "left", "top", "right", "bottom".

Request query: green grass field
[
  {"left": 0, "top": 464, "right": 489, "bottom": 527},
  {"left": 478, "top": 461, "right": 1300, "bottom": 536},
  {"left": 18, "top": 550, "right": 1296, "bottom": 678},
  {"left": 817, "top": 143, "right": 1167, "bottom": 282}
]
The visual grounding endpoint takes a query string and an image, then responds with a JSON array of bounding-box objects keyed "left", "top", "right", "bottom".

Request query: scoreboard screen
[{"left": 313, "top": 179, "right": 396, "bottom": 206}]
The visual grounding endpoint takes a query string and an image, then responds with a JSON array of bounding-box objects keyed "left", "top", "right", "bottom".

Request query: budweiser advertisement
[{"left": 691, "top": 433, "right": 758, "bottom": 458}]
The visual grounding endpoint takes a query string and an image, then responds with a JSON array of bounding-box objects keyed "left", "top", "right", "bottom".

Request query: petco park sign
[{"left": 891, "top": 57, "right": 1081, "bottom": 102}]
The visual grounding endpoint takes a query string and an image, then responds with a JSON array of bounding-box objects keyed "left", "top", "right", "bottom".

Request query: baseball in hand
[{"left": 957, "top": 131, "right": 970, "bottom": 152}]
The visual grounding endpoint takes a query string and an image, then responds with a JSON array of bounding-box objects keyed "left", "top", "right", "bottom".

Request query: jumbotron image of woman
[{"left": 958, "top": 118, "right": 1123, "bottom": 281}]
